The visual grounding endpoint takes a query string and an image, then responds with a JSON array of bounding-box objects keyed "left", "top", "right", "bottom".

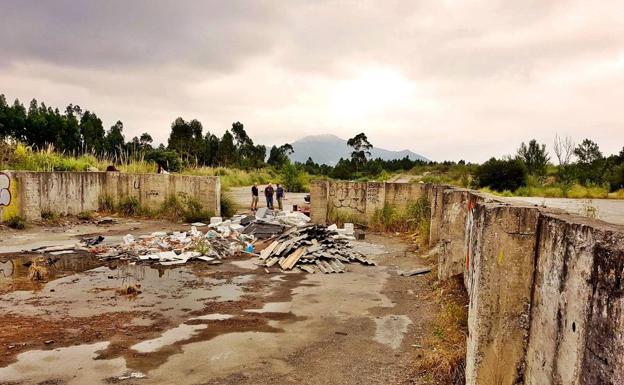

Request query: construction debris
[
  {"left": 398, "top": 266, "right": 433, "bottom": 276},
  {"left": 25, "top": 209, "right": 374, "bottom": 275},
  {"left": 258, "top": 224, "right": 375, "bottom": 274}
]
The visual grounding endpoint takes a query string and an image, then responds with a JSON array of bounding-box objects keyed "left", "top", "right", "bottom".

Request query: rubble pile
[
  {"left": 33, "top": 208, "right": 374, "bottom": 273},
  {"left": 88, "top": 225, "right": 252, "bottom": 265},
  {"left": 259, "top": 224, "right": 375, "bottom": 274}
]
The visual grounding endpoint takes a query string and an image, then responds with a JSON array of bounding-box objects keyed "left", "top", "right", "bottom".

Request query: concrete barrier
[
  {"left": 0, "top": 171, "right": 220, "bottom": 221},
  {"left": 310, "top": 180, "right": 624, "bottom": 385}
]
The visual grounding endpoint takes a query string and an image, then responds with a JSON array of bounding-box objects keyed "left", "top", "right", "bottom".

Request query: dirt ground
[{"left": 0, "top": 218, "right": 465, "bottom": 385}]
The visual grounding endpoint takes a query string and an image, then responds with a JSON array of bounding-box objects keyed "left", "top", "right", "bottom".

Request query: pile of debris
[
  {"left": 258, "top": 224, "right": 375, "bottom": 274},
  {"left": 87, "top": 225, "right": 252, "bottom": 265}
]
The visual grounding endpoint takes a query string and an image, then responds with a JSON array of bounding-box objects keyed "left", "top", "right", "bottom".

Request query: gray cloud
[{"left": 1, "top": 0, "right": 623, "bottom": 161}]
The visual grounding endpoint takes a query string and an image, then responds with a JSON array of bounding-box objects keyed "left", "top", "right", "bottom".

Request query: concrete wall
[
  {"left": 0, "top": 171, "right": 220, "bottom": 221},
  {"left": 311, "top": 180, "right": 429, "bottom": 224},
  {"left": 310, "top": 180, "right": 624, "bottom": 385}
]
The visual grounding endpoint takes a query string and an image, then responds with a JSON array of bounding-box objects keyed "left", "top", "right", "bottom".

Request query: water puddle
[
  {"left": 131, "top": 323, "right": 209, "bottom": 353},
  {"left": 0, "top": 342, "right": 127, "bottom": 384}
]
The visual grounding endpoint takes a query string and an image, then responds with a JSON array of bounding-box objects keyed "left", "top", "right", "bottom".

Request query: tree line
[
  {"left": 0, "top": 94, "right": 297, "bottom": 171},
  {"left": 475, "top": 137, "right": 624, "bottom": 193}
]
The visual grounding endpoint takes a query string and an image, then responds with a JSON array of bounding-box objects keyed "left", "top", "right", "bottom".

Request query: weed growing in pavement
[{"left": 7, "top": 215, "right": 26, "bottom": 230}]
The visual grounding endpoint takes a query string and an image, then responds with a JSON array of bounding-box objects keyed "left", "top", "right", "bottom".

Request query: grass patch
[
  {"left": 40, "top": 209, "right": 59, "bottom": 221},
  {"left": 160, "top": 194, "right": 215, "bottom": 222},
  {"left": 414, "top": 276, "right": 468, "bottom": 385},
  {"left": 368, "top": 197, "right": 431, "bottom": 246},
  {"left": 77, "top": 211, "right": 95, "bottom": 221},
  {"left": 118, "top": 196, "right": 141, "bottom": 216}
]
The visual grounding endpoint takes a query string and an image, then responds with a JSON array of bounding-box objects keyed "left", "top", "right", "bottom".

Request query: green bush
[
  {"left": 118, "top": 196, "right": 141, "bottom": 216},
  {"left": 280, "top": 163, "right": 307, "bottom": 192},
  {"left": 160, "top": 194, "right": 186, "bottom": 220},
  {"left": 182, "top": 197, "right": 214, "bottom": 223},
  {"left": 220, "top": 193, "right": 236, "bottom": 218},
  {"left": 7, "top": 216, "right": 26, "bottom": 230},
  {"left": 98, "top": 194, "right": 115, "bottom": 212},
  {"left": 473, "top": 158, "right": 527, "bottom": 192}
]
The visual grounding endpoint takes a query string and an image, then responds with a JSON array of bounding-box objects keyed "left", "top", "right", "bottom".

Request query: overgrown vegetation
[
  {"left": 414, "top": 276, "right": 468, "bottom": 385},
  {"left": 6, "top": 215, "right": 26, "bottom": 229},
  {"left": 368, "top": 197, "right": 431, "bottom": 246},
  {"left": 220, "top": 192, "right": 236, "bottom": 218}
]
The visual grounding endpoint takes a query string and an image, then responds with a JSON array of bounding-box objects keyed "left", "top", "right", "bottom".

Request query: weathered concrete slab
[
  {"left": 525, "top": 211, "right": 624, "bottom": 385},
  {"left": 0, "top": 171, "right": 220, "bottom": 221},
  {"left": 465, "top": 202, "right": 540, "bottom": 385}
]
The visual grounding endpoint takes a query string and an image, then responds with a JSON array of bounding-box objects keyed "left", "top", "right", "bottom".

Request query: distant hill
[{"left": 289, "top": 134, "right": 429, "bottom": 165}]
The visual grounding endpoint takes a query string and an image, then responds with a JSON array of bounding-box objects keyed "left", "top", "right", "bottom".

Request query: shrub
[
  {"left": 7, "top": 216, "right": 26, "bottom": 229},
  {"left": 118, "top": 196, "right": 141, "bottom": 216},
  {"left": 41, "top": 209, "right": 58, "bottom": 221},
  {"left": 160, "top": 194, "right": 186, "bottom": 220},
  {"left": 98, "top": 194, "right": 115, "bottom": 212},
  {"left": 182, "top": 197, "right": 214, "bottom": 223},
  {"left": 473, "top": 158, "right": 528, "bottom": 192},
  {"left": 280, "top": 163, "right": 307, "bottom": 192},
  {"left": 220, "top": 193, "right": 236, "bottom": 218},
  {"left": 77, "top": 211, "right": 95, "bottom": 220}
]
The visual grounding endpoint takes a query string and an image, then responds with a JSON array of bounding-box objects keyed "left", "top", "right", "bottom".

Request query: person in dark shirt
[
  {"left": 265, "top": 183, "right": 274, "bottom": 209},
  {"left": 251, "top": 183, "right": 259, "bottom": 211},
  {"left": 276, "top": 184, "right": 285, "bottom": 210}
]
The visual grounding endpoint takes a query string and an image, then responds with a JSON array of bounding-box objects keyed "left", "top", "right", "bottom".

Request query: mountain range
[{"left": 288, "top": 134, "right": 429, "bottom": 165}]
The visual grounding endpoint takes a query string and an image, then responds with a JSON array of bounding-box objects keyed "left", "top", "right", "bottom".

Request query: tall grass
[{"left": 367, "top": 197, "right": 431, "bottom": 246}]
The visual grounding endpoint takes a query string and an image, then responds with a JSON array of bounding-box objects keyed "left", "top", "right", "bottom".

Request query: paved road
[{"left": 503, "top": 197, "right": 624, "bottom": 226}]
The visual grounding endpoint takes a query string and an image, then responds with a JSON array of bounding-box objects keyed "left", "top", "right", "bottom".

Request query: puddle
[
  {"left": 0, "top": 255, "right": 250, "bottom": 319},
  {"left": 0, "top": 252, "right": 103, "bottom": 293},
  {"left": 131, "top": 323, "right": 209, "bottom": 353},
  {"left": 246, "top": 302, "right": 292, "bottom": 313},
  {"left": 373, "top": 315, "right": 412, "bottom": 349},
  {"left": 0, "top": 342, "right": 127, "bottom": 384}
]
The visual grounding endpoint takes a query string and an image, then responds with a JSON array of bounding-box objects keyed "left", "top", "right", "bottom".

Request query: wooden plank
[
  {"left": 260, "top": 241, "right": 279, "bottom": 260},
  {"left": 280, "top": 247, "right": 306, "bottom": 270}
]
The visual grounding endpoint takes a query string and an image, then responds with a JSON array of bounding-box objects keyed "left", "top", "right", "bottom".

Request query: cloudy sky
[{"left": 1, "top": 0, "right": 623, "bottom": 162}]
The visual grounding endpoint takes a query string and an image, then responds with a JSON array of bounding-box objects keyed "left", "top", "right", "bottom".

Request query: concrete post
[
  {"left": 310, "top": 180, "right": 329, "bottom": 224},
  {"left": 465, "top": 203, "right": 540, "bottom": 385}
]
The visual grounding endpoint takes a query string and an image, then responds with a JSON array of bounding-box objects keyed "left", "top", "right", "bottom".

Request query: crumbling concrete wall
[
  {"left": 465, "top": 203, "right": 540, "bottom": 385},
  {"left": 310, "top": 180, "right": 428, "bottom": 224},
  {"left": 0, "top": 171, "right": 220, "bottom": 220},
  {"left": 524, "top": 212, "right": 624, "bottom": 385},
  {"left": 310, "top": 180, "right": 624, "bottom": 385}
]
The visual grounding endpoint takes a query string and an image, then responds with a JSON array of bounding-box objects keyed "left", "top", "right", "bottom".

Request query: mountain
[{"left": 289, "top": 134, "right": 429, "bottom": 165}]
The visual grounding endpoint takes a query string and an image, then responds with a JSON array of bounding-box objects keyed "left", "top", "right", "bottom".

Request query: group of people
[{"left": 251, "top": 183, "right": 285, "bottom": 211}]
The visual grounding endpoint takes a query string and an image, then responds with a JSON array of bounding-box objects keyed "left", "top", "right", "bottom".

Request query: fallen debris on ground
[{"left": 259, "top": 224, "right": 376, "bottom": 274}]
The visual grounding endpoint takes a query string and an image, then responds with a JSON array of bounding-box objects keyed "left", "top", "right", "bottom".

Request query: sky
[{"left": 1, "top": 0, "right": 623, "bottom": 162}]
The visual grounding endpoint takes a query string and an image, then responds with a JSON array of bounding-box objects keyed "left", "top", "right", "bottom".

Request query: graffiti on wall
[
  {"left": 328, "top": 183, "right": 366, "bottom": 213},
  {"left": 0, "top": 172, "right": 11, "bottom": 207}
]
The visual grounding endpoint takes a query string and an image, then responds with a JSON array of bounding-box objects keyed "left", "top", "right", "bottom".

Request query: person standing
[
  {"left": 276, "top": 184, "right": 285, "bottom": 210},
  {"left": 265, "top": 183, "right": 274, "bottom": 209},
  {"left": 251, "top": 183, "right": 259, "bottom": 211}
]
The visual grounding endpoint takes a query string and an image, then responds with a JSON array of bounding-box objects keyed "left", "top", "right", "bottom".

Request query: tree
[
  {"left": 80, "top": 111, "right": 105, "bottom": 154},
  {"left": 267, "top": 144, "right": 293, "bottom": 168},
  {"left": 517, "top": 139, "right": 549, "bottom": 176},
  {"left": 139, "top": 133, "right": 153, "bottom": 149},
  {"left": 347, "top": 133, "right": 372, "bottom": 170},
  {"left": 105, "top": 120, "right": 126, "bottom": 159},
  {"left": 217, "top": 130, "right": 235, "bottom": 166},
  {"left": 474, "top": 158, "right": 528, "bottom": 192},
  {"left": 574, "top": 139, "right": 603, "bottom": 164}
]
